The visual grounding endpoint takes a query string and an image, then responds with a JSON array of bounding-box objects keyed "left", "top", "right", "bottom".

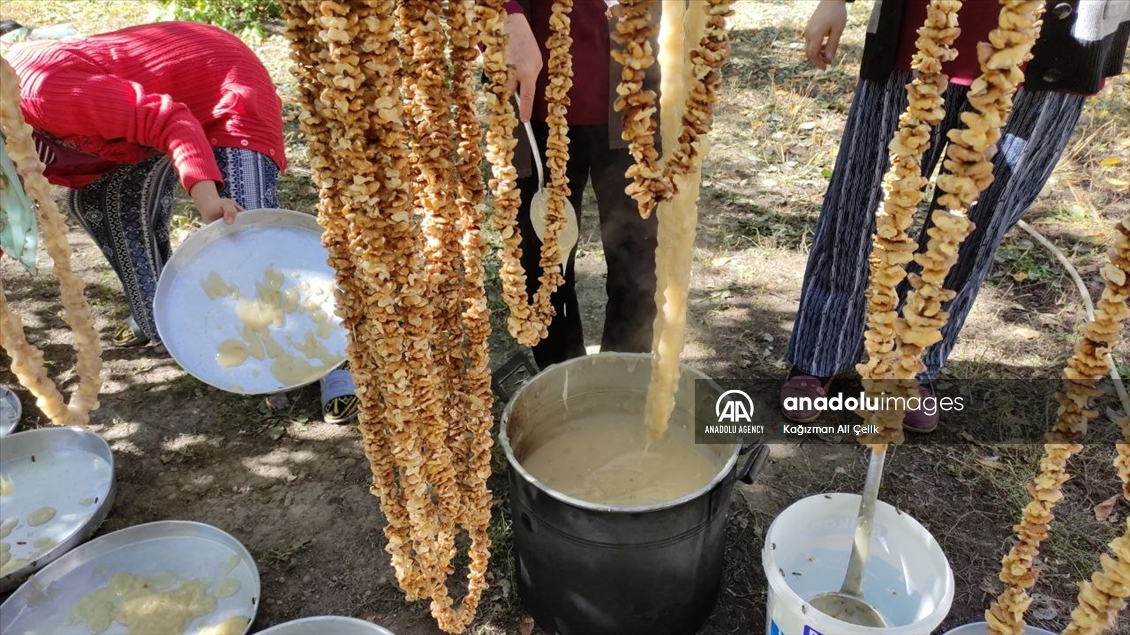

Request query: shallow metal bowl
[
  {"left": 153, "top": 208, "right": 346, "bottom": 395},
  {"left": 0, "top": 520, "right": 260, "bottom": 635},
  {"left": 0, "top": 427, "right": 116, "bottom": 592},
  {"left": 258, "top": 616, "right": 396, "bottom": 635}
]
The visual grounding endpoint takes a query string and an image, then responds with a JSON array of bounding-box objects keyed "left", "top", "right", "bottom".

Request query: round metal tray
[
  {"left": 257, "top": 616, "right": 396, "bottom": 634},
  {"left": 0, "top": 520, "right": 260, "bottom": 635},
  {"left": 0, "top": 427, "right": 115, "bottom": 593},
  {"left": 153, "top": 208, "right": 347, "bottom": 395},
  {"left": 0, "top": 385, "right": 20, "bottom": 437}
]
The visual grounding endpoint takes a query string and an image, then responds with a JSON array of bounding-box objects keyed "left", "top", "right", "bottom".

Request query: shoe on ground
[
  {"left": 780, "top": 368, "right": 834, "bottom": 423},
  {"left": 903, "top": 381, "right": 939, "bottom": 433},
  {"left": 321, "top": 360, "right": 358, "bottom": 425},
  {"left": 112, "top": 318, "right": 149, "bottom": 347}
]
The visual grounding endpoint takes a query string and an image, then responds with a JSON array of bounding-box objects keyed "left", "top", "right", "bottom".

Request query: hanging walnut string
[
  {"left": 481, "top": 0, "right": 572, "bottom": 346},
  {"left": 1063, "top": 412, "right": 1130, "bottom": 635},
  {"left": 853, "top": 0, "right": 966, "bottom": 450},
  {"left": 612, "top": 0, "right": 733, "bottom": 222},
  {"left": 0, "top": 56, "right": 103, "bottom": 427},
  {"left": 1060, "top": 413, "right": 1130, "bottom": 635},
  {"left": 857, "top": 0, "right": 1044, "bottom": 451},
  {"left": 989, "top": 209, "right": 1130, "bottom": 635},
  {"left": 282, "top": 1, "right": 492, "bottom": 631},
  {"left": 643, "top": 0, "right": 735, "bottom": 440},
  {"left": 611, "top": 0, "right": 664, "bottom": 219},
  {"left": 446, "top": 0, "right": 492, "bottom": 526}
]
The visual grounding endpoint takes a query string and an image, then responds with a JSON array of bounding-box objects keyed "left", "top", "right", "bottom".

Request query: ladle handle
[
  {"left": 842, "top": 447, "right": 885, "bottom": 597},
  {"left": 523, "top": 119, "right": 544, "bottom": 192}
]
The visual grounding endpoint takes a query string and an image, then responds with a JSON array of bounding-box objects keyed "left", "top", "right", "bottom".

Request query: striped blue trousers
[
  {"left": 787, "top": 70, "right": 1086, "bottom": 381},
  {"left": 67, "top": 148, "right": 279, "bottom": 342}
]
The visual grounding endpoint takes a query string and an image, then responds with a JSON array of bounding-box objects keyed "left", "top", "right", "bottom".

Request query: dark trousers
[
  {"left": 786, "top": 70, "right": 1085, "bottom": 380},
  {"left": 518, "top": 123, "right": 658, "bottom": 370}
]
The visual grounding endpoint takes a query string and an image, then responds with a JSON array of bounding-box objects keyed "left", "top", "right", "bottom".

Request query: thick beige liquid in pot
[{"left": 520, "top": 412, "right": 719, "bottom": 507}]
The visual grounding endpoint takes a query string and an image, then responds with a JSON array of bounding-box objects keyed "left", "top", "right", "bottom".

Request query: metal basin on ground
[{"left": 0, "top": 427, "right": 115, "bottom": 592}]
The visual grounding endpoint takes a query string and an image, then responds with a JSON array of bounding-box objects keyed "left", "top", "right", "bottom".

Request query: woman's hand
[
  {"left": 504, "top": 11, "right": 543, "bottom": 122},
  {"left": 190, "top": 180, "right": 242, "bottom": 224},
  {"left": 804, "top": 0, "right": 848, "bottom": 69}
]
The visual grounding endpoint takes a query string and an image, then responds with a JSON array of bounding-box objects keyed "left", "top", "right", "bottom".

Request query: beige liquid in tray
[
  {"left": 520, "top": 413, "right": 718, "bottom": 507},
  {"left": 203, "top": 267, "right": 339, "bottom": 385}
]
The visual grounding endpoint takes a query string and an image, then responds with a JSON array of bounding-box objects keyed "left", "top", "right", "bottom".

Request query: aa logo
[{"left": 715, "top": 389, "right": 754, "bottom": 423}]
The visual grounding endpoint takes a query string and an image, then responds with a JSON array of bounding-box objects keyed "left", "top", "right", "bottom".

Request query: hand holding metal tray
[{"left": 153, "top": 209, "right": 347, "bottom": 395}]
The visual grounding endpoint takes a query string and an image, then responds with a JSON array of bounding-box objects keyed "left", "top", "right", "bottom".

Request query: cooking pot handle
[
  {"left": 491, "top": 352, "right": 538, "bottom": 402},
  {"left": 708, "top": 443, "right": 770, "bottom": 521},
  {"left": 733, "top": 443, "right": 770, "bottom": 485}
]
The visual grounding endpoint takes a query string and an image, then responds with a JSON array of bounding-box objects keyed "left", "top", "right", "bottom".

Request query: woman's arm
[
  {"left": 501, "top": 2, "right": 542, "bottom": 122},
  {"left": 21, "top": 68, "right": 239, "bottom": 222},
  {"left": 804, "top": 0, "right": 850, "bottom": 69}
]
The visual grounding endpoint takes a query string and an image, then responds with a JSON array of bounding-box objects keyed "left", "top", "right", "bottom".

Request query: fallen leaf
[
  {"left": 958, "top": 430, "right": 980, "bottom": 444},
  {"left": 1094, "top": 494, "right": 1120, "bottom": 522},
  {"left": 1100, "top": 157, "right": 1123, "bottom": 166},
  {"left": 1013, "top": 326, "right": 1041, "bottom": 340},
  {"left": 1012, "top": 271, "right": 1029, "bottom": 282},
  {"left": 1107, "top": 178, "right": 1129, "bottom": 188},
  {"left": 976, "top": 455, "right": 1003, "bottom": 469},
  {"left": 519, "top": 616, "right": 536, "bottom": 635},
  {"left": 798, "top": 121, "right": 817, "bottom": 131},
  {"left": 268, "top": 425, "right": 286, "bottom": 441},
  {"left": 711, "top": 256, "right": 733, "bottom": 267}
]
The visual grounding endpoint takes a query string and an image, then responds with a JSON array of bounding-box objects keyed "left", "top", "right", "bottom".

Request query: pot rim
[{"left": 499, "top": 352, "right": 741, "bottom": 514}]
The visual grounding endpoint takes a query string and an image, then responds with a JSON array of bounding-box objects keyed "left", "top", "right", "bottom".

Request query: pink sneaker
[
  {"left": 780, "top": 369, "right": 834, "bottom": 423},
  {"left": 903, "top": 381, "right": 940, "bottom": 433}
]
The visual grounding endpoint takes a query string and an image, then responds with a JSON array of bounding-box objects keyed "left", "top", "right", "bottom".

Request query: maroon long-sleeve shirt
[{"left": 505, "top": 0, "right": 612, "bottom": 126}]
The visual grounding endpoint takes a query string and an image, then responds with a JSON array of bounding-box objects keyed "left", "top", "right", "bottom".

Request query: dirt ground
[{"left": 2, "top": 1, "right": 1130, "bottom": 634}]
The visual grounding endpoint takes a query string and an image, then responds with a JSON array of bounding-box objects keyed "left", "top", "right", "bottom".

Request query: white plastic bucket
[
  {"left": 943, "top": 622, "right": 1055, "bottom": 635},
  {"left": 762, "top": 493, "right": 954, "bottom": 635}
]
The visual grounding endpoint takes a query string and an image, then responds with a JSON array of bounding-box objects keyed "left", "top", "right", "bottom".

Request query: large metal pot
[{"left": 499, "top": 353, "right": 768, "bottom": 635}]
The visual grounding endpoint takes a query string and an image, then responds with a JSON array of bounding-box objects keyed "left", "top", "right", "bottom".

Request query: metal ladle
[
  {"left": 523, "top": 119, "right": 578, "bottom": 271},
  {"left": 808, "top": 447, "right": 888, "bottom": 628}
]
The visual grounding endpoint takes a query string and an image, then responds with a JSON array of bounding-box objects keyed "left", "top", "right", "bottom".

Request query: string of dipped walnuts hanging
[
  {"left": 0, "top": 56, "right": 103, "bottom": 427},
  {"left": 282, "top": 1, "right": 493, "bottom": 631},
  {"left": 482, "top": 0, "right": 573, "bottom": 346},
  {"left": 842, "top": 0, "right": 1130, "bottom": 632},
  {"left": 610, "top": 0, "right": 736, "bottom": 439}
]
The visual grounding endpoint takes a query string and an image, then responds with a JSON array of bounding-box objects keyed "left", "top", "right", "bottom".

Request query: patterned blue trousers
[
  {"left": 787, "top": 70, "right": 1086, "bottom": 381},
  {"left": 67, "top": 148, "right": 279, "bottom": 342}
]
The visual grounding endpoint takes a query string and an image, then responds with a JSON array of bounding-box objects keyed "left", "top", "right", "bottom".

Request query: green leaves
[{"left": 156, "top": 0, "right": 281, "bottom": 41}]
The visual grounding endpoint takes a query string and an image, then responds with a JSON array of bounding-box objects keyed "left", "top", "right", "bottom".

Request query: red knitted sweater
[{"left": 6, "top": 21, "right": 287, "bottom": 193}]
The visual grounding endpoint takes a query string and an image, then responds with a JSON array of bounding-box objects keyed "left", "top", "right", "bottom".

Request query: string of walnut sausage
[
  {"left": 990, "top": 208, "right": 1129, "bottom": 635},
  {"left": 481, "top": 0, "right": 572, "bottom": 346},
  {"left": 0, "top": 56, "right": 103, "bottom": 427},
  {"left": 282, "top": 1, "right": 492, "bottom": 631},
  {"left": 604, "top": 0, "right": 735, "bottom": 439},
  {"left": 853, "top": 0, "right": 964, "bottom": 451},
  {"left": 643, "top": 0, "right": 734, "bottom": 440}
]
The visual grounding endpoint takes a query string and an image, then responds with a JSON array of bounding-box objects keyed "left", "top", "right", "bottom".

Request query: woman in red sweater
[
  {"left": 6, "top": 20, "right": 285, "bottom": 344},
  {"left": 4, "top": 21, "right": 357, "bottom": 423}
]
